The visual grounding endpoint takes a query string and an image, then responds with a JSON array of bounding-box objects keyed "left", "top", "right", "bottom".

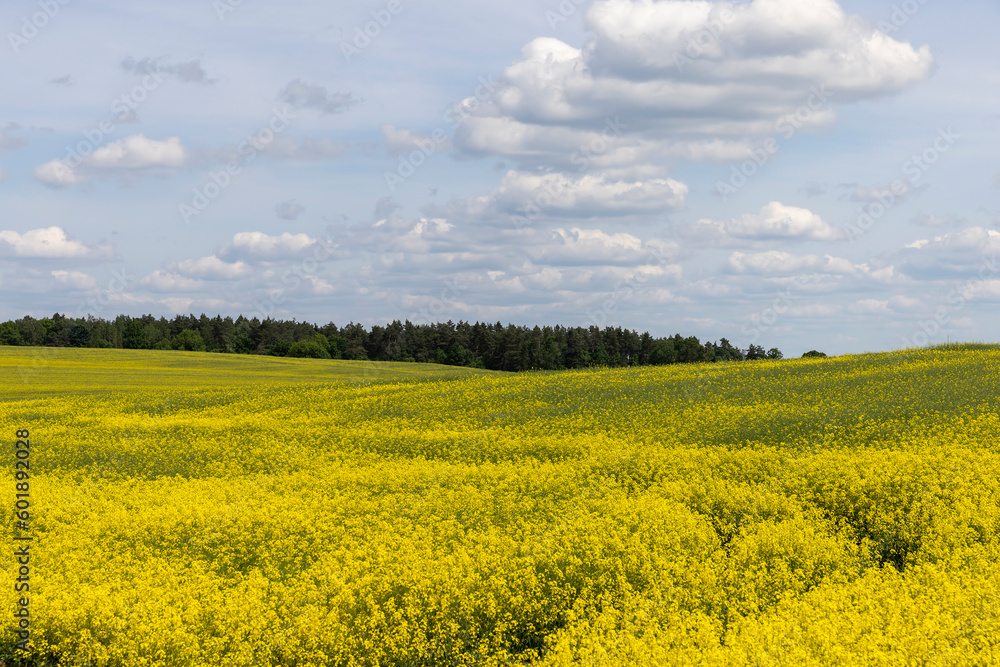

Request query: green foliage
[
  {"left": 287, "top": 340, "right": 331, "bottom": 359},
  {"left": 0, "top": 313, "right": 788, "bottom": 372},
  {"left": 68, "top": 323, "right": 91, "bottom": 348},
  {"left": 268, "top": 340, "right": 292, "bottom": 357},
  {"left": 802, "top": 350, "right": 827, "bottom": 358},
  {"left": 0, "top": 321, "right": 23, "bottom": 346},
  {"left": 172, "top": 329, "right": 207, "bottom": 352},
  {"left": 122, "top": 319, "right": 150, "bottom": 349}
]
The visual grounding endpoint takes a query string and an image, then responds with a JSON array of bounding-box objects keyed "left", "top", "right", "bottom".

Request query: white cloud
[
  {"left": 33, "top": 161, "right": 82, "bottom": 187},
  {"left": 889, "top": 295, "right": 922, "bottom": 311},
  {"left": 728, "top": 250, "right": 823, "bottom": 274},
  {"left": 50, "top": 270, "right": 98, "bottom": 289},
  {"left": 170, "top": 255, "right": 250, "bottom": 280},
  {"left": 696, "top": 202, "right": 840, "bottom": 242},
  {"left": 221, "top": 232, "right": 319, "bottom": 260},
  {"left": 479, "top": 169, "right": 688, "bottom": 218},
  {"left": 454, "top": 0, "right": 933, "bottom": 170},
  {"left": 160, "top": 297, "right": 195, "bottom": 313},
  {"left": 528, "top": 228, "right": 680, "bottom": 275},
  {"left": 849, "top": 299, "right": 889, "bottom": 314},
  {"left": 140, "top": 270, "right": 206, "bottom": 292},
  {"left": 34, "top": 135, "right": 187, "bottom": 186},
  {"left": 89, "top": 135, "right": 186, "bottom": 169},
  {"left": 0, "top": 227, "right": 113, "bottom": 259},
  {"left": 727, "top": 250, "right": 894, "bottom": 281},
  {"left": 911, "top": 227, "right": 1000, "bottom": 252},
  {"left": 896, "top": 227, "right": 1000, "bottom": 279},
  {"left": 961, "top": 280, "right": 1000, "bottom": 301}
]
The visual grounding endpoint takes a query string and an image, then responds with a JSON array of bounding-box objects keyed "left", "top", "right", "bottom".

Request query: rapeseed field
[{"left": 1, "top": 346, "right": 998, "bottom": 665}]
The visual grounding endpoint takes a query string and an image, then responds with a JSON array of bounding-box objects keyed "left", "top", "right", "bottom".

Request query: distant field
[
  {"left": 0, "top": 346, "right": 495, "bottom": 400},
  {"left": 2, "top": 346, "right": 999, "bottom": 665}
]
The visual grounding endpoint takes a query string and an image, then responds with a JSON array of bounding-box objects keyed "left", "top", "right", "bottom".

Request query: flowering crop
[{"left": 1, "top": 345, "right": 999, "bottom": 665}]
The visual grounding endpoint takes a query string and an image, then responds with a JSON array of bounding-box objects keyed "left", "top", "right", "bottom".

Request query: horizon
[{"left": 2, "top": 0, "right": 998, "bottom": 359}]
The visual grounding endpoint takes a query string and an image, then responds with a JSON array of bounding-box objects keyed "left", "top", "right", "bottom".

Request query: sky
[{"left": 0, "top": 0, "right": 998, "bottom": 356}]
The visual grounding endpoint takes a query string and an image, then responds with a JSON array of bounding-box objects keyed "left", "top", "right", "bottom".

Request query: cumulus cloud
[
  {"left": 34, "top": 135, "right": 187, "bottom": 187},
  {"left": 220, "top": 232, "right": 320, "bottom": 261},
  {"left": 527, "top": 228, "right": 680, "bottom": 274},
  {"left": 279, "top": 79, "right": 358, "bottom": 115},
  {"left": 0, "top": 227, "right": 113, "bottom": 259},
  {"left": 473, "top": 169, "right": 688, "bottom": 219},
  {"left": 453, "top": 0, "right": 933, "bottom": 170},
  {"left": 958, "top": 280, "right": 1000, "bottom": 301},
  {"left": 170, "top": 255, "right": 250, "bottom": 280},
  {"left": 727, "top": 250, "right": 895, "bottom": 281},
  {"left": 50, "top": 270, "right": 98, "bottom": 289},
  {"left": 275, "top": 200, "right": 305, "bottom": 220},
  {"left": 695, "top": 202, "right": 840, "bottom": 242},
  {"left": 896, "top": 227, "right": 1000, "bottom": 279},
  {"left": 140, "top": 270, "right": 206, "bottom": 292}
]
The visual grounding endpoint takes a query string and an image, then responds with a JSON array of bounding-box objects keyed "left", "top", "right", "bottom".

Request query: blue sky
[{"left": 1, "top": 0, "right": 997, "bottom": 356}]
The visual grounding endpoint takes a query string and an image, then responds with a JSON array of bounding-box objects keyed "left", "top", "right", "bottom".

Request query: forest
[{"left": 0, "top": 313, "right": 784, "bottom": 372}]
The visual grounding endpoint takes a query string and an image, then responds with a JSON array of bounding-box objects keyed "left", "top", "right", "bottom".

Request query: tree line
[{"left": 0, "top": 313, "right": 785, "bottom": 371}]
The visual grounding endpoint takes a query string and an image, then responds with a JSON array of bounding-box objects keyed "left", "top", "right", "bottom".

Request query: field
[{"left": 2, "top": 345, "right": 999, "bottom": 665}]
